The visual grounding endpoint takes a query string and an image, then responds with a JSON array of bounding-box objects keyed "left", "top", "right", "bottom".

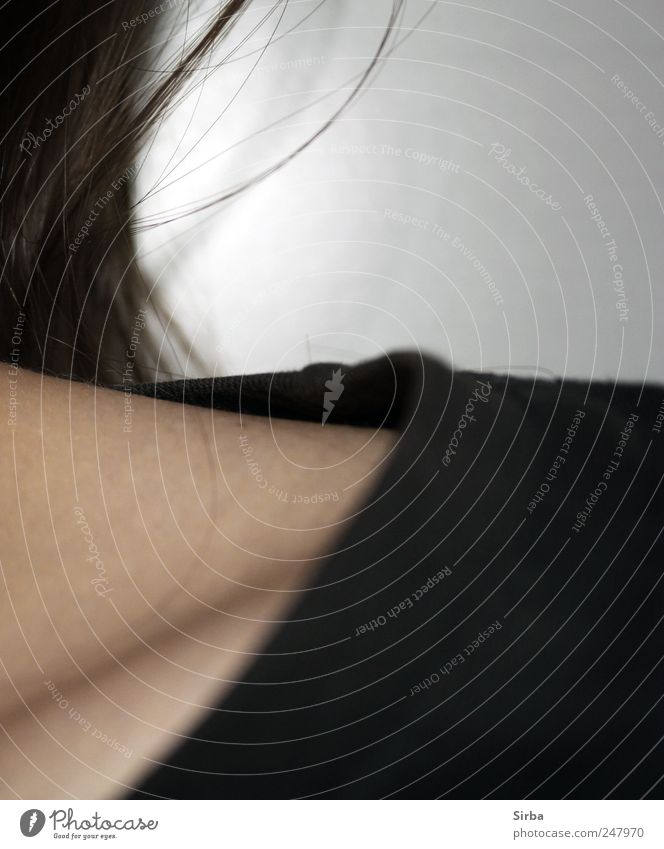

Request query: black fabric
[
  {"left": 129, "top": 355, "right": 411, "bottom": 427},
  {"left": 128, "top": 352, "right": 664, "bottom": 799}
]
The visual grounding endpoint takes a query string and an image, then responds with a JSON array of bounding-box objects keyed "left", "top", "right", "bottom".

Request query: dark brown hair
[{"left": 0, "top": 1, "right": 401, "bottom": 384}]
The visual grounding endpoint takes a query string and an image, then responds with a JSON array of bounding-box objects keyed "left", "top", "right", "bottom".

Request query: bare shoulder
[{"left": 0, "top": 368, "right": 395, "bottom": 798}]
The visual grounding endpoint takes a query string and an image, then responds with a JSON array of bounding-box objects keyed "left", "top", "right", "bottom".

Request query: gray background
[{"left": 135, "top": 0, "right": 664, "bottom": 384}]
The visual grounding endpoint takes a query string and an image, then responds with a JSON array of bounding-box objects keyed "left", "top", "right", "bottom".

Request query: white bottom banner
[{"left": 0, "top": 800, "right": 662, "bottom": 848}]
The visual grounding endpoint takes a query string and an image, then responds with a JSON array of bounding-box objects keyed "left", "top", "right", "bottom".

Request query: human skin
[{"left": 0, "top": 367, "right": 395, "bottom": 798}]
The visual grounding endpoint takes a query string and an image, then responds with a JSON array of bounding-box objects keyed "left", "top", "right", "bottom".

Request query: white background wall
[{"left": 135, "top": 0, "right": 664, "bottom": 384}]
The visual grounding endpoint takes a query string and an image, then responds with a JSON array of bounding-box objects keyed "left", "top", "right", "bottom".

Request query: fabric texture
[{"left": 128, "top": 352, "right": 664, "bottom": 799}]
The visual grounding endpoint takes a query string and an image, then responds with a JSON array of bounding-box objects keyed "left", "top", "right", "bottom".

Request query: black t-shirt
[{"left": 127, "top": 352, "right": 664, "bottom": 799}]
